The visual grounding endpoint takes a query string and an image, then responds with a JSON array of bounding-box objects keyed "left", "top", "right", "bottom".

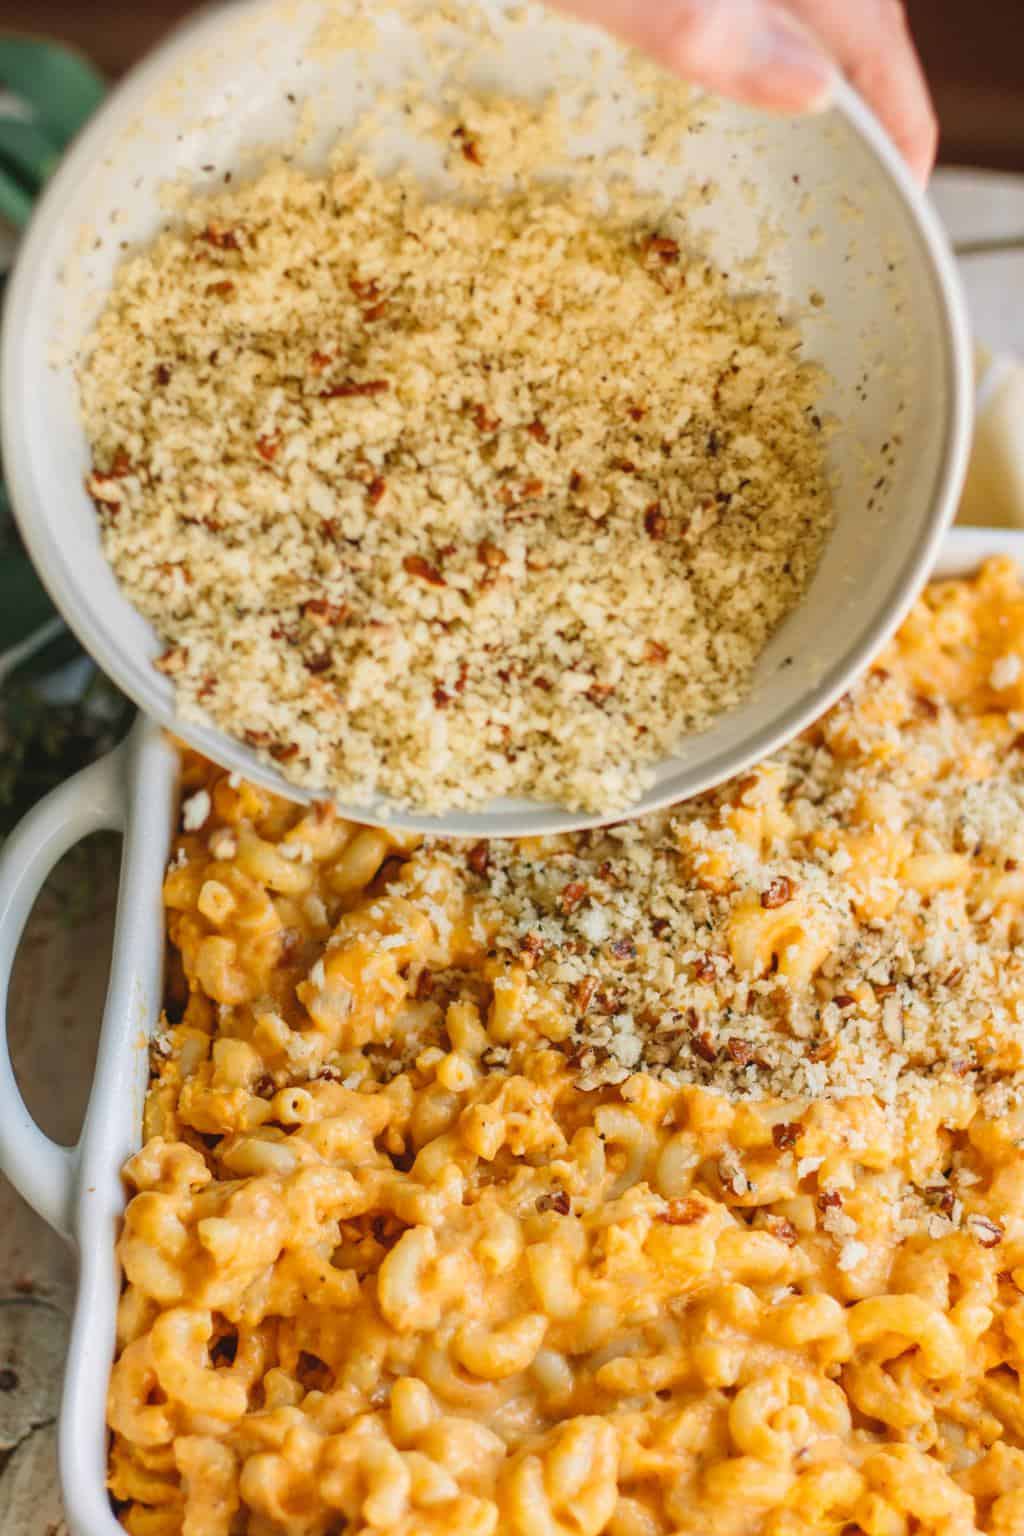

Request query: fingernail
[{"left": 748, "top": 13, "right": 836, "bottom": 112}]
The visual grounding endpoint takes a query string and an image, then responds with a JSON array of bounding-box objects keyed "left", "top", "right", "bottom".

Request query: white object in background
[
  {"left": 0, "top": 524, "right": 1015, "bottom": 1536},
  {"left": 958, "top": 251, "right": 1024, "bottom": 361},
  {"left": 0, "top": 0, "right": 972, "bottom": 841},
  {"left": 931, "top": 167, "right": 1024, "bottom": 251},
  {"left": 960, "top": 348, "right": 1024, "bottom": 530},
  {"left": 932, "top": 168, "right": 1024, "bottom": 360}
]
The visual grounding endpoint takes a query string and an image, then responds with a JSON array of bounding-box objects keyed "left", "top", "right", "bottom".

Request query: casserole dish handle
[{"left": 0, "top": 743, "right": 127, "bottom": 1239}]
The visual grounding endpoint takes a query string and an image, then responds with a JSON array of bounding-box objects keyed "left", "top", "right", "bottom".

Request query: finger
[
  {"left": 551, "top": 0, "right": 835, "bottom": 114},
  {"left": 782, "top": 0, "right": 938, "bottom": 180}
]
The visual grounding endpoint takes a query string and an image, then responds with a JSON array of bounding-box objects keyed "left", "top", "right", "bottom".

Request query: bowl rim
[{"left": 0, "top": 0, "right": 974, "bottom": 838}]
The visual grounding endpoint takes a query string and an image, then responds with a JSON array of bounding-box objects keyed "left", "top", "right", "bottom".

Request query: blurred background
[{"left": 5, "top": 0, "right": 1024, "bottom": 169}]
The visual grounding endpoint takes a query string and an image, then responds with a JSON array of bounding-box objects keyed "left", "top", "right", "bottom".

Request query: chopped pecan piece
[
  {"left": 693, "top": 955, "right": 717, "bottom": 984},
  {"left": 256, "top": 434, "right": 280, "bottom": 462},
  {"left": 764, "top": 1216, "right": 798, "bottom": 1246},
  {"left": 87, "top": 470, "right": 125, "bottom": 505},
  {"left": 645, "top": 640, "right": 669, "bottom": 664},
  {"left": 761, "top": 877, "right": 794, "bottom": 910},
  {"left": 477, "top": 541, "right": 507, "bottom": 570},
  {"left": 520, "top": 932, "right": 544, "bottom": 967},
  {"left": 644, "top": 503, "right": 667, "bottom": 539},
  {"left": 368, "top": 477, "right": 387, "bottom": 506},
  {"left": 726, "top": 1038, "right": 756, "bottom": 1066},
  {"left": 536, "top": 1189, "right": 571, "bottom": 1215},
  {"left": 349, "top": 275, "right": 382, "bottom": 304},
  {"left": 200, "top": 223, "right": 240, "bottom": 250},
  {"left": 817, "top": 1190, "right": 843, "bottom": 1212},
  {"left": 453, "top": 125, "right": 483, "bottom": 165},
  {"left": 968, "top": 1215, "right": 1004, "bottom": 1249},
  {"left": 645, "top": 235, "right": 680, "bottom": 265},
  {"left": 574, "top": 976, "right": 598, "bottom": 1013},
  {"left": 772, "top": 1121, "right": 801, "bottom": 1151},
  {"left": 206, "top": 280, "right": 235, "bottom": 298},
  {"left": 270, "top": 742, "right": 300, "bottom": 762},
  {"left": 466, "top": 842, "right": 490, "bottom": 876},
  {"left": 473, "top": 404, "right": 500, "bottom": 434},
  {"left": 926, "top": 1186, "right": 957, "bottom": 1217},
  {"left": 527, "top": 419, "right": 550, "bottom": 445},
  {"left": 660, "top": 1197, "right": 706, "bottom": 1225},
  {"left": 560, "top": 881, "right": 588, "bottom": 915},
  {"left": 403, "top": 555, "right": 446, "bottom": 587},
  {"left": 691, "top": 1030, "right": 718, "bottom": 1064},
  {"left": 154, "top": 646, "right": 188, "bottom": 676},
  {"left": 302, "top": 599, "right": 349, "bottom": 626}
]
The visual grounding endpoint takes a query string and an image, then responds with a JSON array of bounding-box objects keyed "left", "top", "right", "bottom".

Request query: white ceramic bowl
[
  {"left": 0, "top": 525, "right": 1015, "bottom": 1536},
  {"left": 1, "top": 0, "right": 972, "bottom": 838}
]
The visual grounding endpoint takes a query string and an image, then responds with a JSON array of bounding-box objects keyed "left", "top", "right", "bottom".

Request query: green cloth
[{"left": 0, "top": 38, "right": 133, "bottom": 834}]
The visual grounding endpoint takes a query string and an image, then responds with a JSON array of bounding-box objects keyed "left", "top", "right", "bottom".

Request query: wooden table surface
[{"left": 6, "top": 0, "right": 1024, "bottom": 171}]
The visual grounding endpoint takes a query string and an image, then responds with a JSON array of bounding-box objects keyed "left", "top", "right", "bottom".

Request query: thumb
[{"left": 551, "top": 0, "right": 836, "bottom": 114}]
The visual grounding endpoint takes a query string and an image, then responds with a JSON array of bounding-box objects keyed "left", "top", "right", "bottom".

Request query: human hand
[{"left": 552, "top": 0, "right": 938, "bottom": 183}]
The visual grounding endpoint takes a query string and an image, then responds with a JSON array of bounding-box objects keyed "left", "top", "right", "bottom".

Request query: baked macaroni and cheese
[{"left": 110, "top": 559, "right": 1024, "bottom": 1536}]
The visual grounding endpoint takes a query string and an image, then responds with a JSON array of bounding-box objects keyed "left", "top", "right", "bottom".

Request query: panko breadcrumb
[{"left": 82, "top": 134, "right": 831, "bottom": 814}]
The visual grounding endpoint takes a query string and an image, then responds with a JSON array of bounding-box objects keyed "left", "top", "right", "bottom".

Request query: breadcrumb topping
[
  {"left": 413, "top": 561, "right": 1024, "bottom": 1119},
  {"left": 82, "top": 107, "right": 830, "bottom": 814}
]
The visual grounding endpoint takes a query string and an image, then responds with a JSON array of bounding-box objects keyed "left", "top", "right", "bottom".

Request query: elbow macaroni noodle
[{"left": 110, "top": 561, "right": 1024, "bottom": 1535}]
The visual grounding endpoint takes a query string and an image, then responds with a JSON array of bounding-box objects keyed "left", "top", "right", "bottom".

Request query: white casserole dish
[
  {"left": 0, "top": 0, "right": 972, "bottom": 838},
  {"left": 0, "top": 523, "right": 1018, "bottom": 1536}
]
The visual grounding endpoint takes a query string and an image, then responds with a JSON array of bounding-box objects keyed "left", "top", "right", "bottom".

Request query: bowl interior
[{"left": 1, "top": 0, "right": 971, "bottom": 836}]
